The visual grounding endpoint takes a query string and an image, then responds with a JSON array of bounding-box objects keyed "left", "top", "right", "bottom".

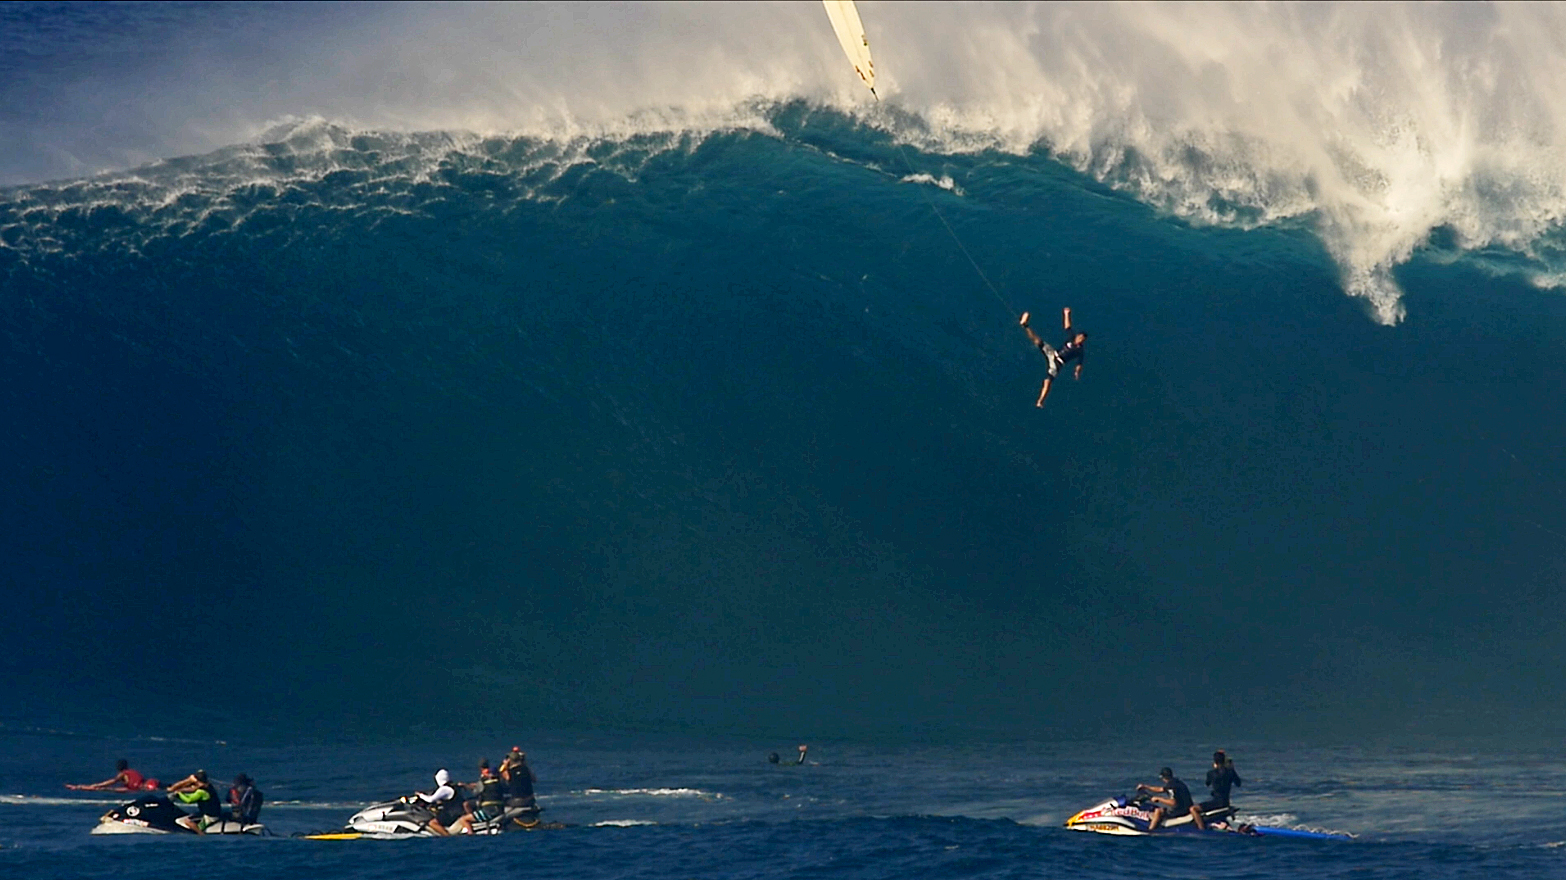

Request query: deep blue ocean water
[
  {"left": 5, "top": 2, "right": 1566, "bottom": 877},
  {"left": 5, "top": 729, "right": 1566, "bottom": 879}
]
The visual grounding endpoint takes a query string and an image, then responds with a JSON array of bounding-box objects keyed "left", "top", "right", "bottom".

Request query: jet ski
[
  {"left": 1065, "top": 792, "right": 1238, "bottom": 835},
  {"left": 91, "top": 794, "right": 267, "bottom": 835},
  {"left": 306, "top": 796, "right": 546, "bottom": 839},
  {"left": 1065, "top": 793, "right": 1351, "bottom": 839}
]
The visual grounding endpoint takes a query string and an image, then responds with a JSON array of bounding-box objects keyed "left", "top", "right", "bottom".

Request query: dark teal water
[
  {"left": 7, "top": 112, "right": 1566, "bottom": 741},
  {"left": 5, "top": 3, "right": 1566, "bottom": 875}
]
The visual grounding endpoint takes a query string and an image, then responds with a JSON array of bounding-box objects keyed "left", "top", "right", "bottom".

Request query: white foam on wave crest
[
  {"left": 13, "top": 2, "right": 1566, "bottom": 319},
  {"left": 578, "top": 788, "right": 723, "bottom": 800},
  {"left": 858, "top": 2, "right": 1566, "bottom": 322},
  {"left": 0, "top": 118, "right": 726, "bottom": 261},
  {"left": 899, "top": 173, "right": 964, "bottom": 197},
  {"left": 590, "top": 819, "right": 659, "bottom": 827}
]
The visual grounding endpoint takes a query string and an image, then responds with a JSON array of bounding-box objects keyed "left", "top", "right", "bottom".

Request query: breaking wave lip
[
  {"left": 590, "top": 819, "right": 659, "bottom": 827},
  {"left": 7, "top": 92, "right": 1566, "bottom": 325}
]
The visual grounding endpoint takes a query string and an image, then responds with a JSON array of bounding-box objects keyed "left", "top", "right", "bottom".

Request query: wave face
[{"left": 5, "top": 4, "right": 1566, "bottom": 740}]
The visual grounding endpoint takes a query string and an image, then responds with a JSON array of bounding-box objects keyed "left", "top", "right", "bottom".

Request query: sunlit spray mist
[{"left": 9, "top": 2, "right": 1566, "bottom": 320}]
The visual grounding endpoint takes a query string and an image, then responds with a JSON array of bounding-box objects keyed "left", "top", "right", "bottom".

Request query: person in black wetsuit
[
  {"left": 167, "top": 769, "right": 223, "bottom": 834},
  {"left": 1189, "top": 750, "right": 1242, "bottom": 830},
  {"left": 499, "top": 747, "right": 537, "bottom": 810},
  {"left": 1137, "top": 767, "right": 1193, "bottom": 831},
  {"left": 450, "top": 760, "right": 506, "bottom": 834},
  {"left": 227, "top": 773, "right": 263, "bottom": 826},
  {"left": 767, "top": 745, "right": 808, "bottom": 765},
  {"left": 1019, "top": 307, "right": 1086, "bottom": 408}
]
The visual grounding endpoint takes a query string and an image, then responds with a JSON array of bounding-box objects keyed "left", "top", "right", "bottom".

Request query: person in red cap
[{"left": 499, "top": 747, "right": 537, "bottom": 809}]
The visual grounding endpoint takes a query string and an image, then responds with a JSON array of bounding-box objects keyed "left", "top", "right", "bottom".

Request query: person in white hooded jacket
[{"left": 411, "top": 769, "right": 457, "bottom": 836}]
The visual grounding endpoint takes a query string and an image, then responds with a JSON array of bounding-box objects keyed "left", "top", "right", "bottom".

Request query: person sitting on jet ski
[
  {"left": 1189, "top": 750, "right": 1242, "bottom": 831},
  {"left": 408, "top": 769, "right": 458, "bottom": 836},
  {"left": 227, "top": 773, "right": 264, "bottom": 826},
  {"left": 1136, "top": 767, "right": 1193, "bottom": 832},
  {"left": 499, "top": 747, "right": 537, "bottom": 809},
  {"left": 68, "top": 758, "right": 161, "bottom": 792},
  {"left": 449, "top": 759, "right": 506, "bottom": 834},
  {"left": 167, "top": 770, "right": 223, "bottom": 834}
]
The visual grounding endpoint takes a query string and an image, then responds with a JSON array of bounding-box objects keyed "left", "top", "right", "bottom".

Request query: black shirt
[
  {"left": 1058, "top": 333, "right": 1085, "bottom": 366},
  {"left": 503, "top": 761, "right": 535, "bottom": 800},
  {"left": 1164, "top": 776, "right": 1193, "bottom": 813},
  {"left": 229, "top": 784, "right": 263, "bottom": 823},
  {"left": 1205, "top": 764, "right": 1242, "bottom": 805}
]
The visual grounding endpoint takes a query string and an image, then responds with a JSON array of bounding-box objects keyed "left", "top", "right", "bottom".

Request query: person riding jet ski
[
  {"left": 1135, "top": 767, "right": 1193, "bottom": 832},
  {"left": 167, "top": 770, "right": 223, "bottom": 834},
  {"left": 499, "top": 748, "right": 537, "bottom": 809},
  {"left": 1190, "top": 751, "right": 1242, "bottom": 830},
  {"left": 228, "top": 773, "right": 264, "bottom": 827},
  {"left": 450, "top": 759, "right": 506, "bottom": 835},
  {"left": 407, "top": 769, "right": 458, "bottom": 836}
]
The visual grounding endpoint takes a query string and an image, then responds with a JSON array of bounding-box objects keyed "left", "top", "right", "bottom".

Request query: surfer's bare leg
[
  {"left": 1036, "top": 377, "right": 1052, "bottom": 408},
  {"left": 1020, "top": 313, "right": 1045, "bottom": 348},
  {"left": 1148, "top": 806, "right": 1164, "bottom": 831},
  {"left": 1189, "top": 804, "right": 1206, "bottom": 831}
]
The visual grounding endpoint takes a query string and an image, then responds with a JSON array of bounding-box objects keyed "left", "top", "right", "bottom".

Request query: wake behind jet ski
[{"left": 90, "top": 794, "right": 267, "bottom": 835}]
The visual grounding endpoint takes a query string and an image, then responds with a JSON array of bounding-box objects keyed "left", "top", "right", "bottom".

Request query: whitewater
[{"left": 8, "top": 3, "right": 1566, "bottom": 321}]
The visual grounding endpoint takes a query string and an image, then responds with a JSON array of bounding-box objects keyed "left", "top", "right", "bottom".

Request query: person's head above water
[
  {"left": 767, "top": 752, "right": 780, "bottom": 764},
  {"left": 1159, "top": 767, "right": 1173, "bottom": 780},
  {"left": 1212, "top": 750, "right": 1226, "bottom": 766},
  {"left": 115, "top": 759, "right": 129, "bottom": 772},
  {"left": 1073, "top": 330, "right": 1087, "bottom": 343}
]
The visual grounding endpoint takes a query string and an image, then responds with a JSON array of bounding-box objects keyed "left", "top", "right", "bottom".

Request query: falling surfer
[{"left": 1020, "top": 307, "right": 1086, "bottom": 407}]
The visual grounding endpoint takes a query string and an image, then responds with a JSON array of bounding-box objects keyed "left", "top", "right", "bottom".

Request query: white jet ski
[
  {"left": 91, "top": 794, "right": 267, "bottom": 835},
  {"left": 1065, "top": 792, "right": 1351, "bottom": 839},
  {"left": 305, "top": 796, "right": 545, "bottom": 839}
]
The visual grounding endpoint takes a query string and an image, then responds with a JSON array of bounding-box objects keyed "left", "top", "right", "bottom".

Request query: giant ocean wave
[{"left": 6, "top": 3, "right": 1566, "bottom": 740}]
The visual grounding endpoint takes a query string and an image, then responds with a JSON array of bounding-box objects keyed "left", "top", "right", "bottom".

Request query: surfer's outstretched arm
[{"left": 1063, "top": 306, "right": 1072, "bottom": 330}]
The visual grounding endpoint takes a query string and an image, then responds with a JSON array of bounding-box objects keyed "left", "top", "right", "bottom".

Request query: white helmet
[{"left": 435, "top": 769, "right": 450, "bottom": 786}]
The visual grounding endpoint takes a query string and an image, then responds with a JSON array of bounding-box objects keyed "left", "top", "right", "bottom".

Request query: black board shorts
[{"left": 1198, "top": 797, "right": 1228, "bottom": 813}]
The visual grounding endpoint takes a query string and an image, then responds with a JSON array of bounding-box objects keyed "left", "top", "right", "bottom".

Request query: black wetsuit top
[
  {"left": 1163, "top": 777, "right": 1193, "bottom": 813},
  {"left": 229, "top": 785, "right": 263, "bottom": 824},
  {"left": 477, "top": 776, "right": 504, "bottom": 811},
  {"left": 1057, "top": 333, "right": 1085, "bottom": 367},
  {"left": 503, "top": 762, "right": 535, "bottom": 801},
  {"left": 193, "top": 783, "right": 223, "bottom": 818},
  {"left": 1204, "top": 764, "right": 1242, "bottom": 807}
]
